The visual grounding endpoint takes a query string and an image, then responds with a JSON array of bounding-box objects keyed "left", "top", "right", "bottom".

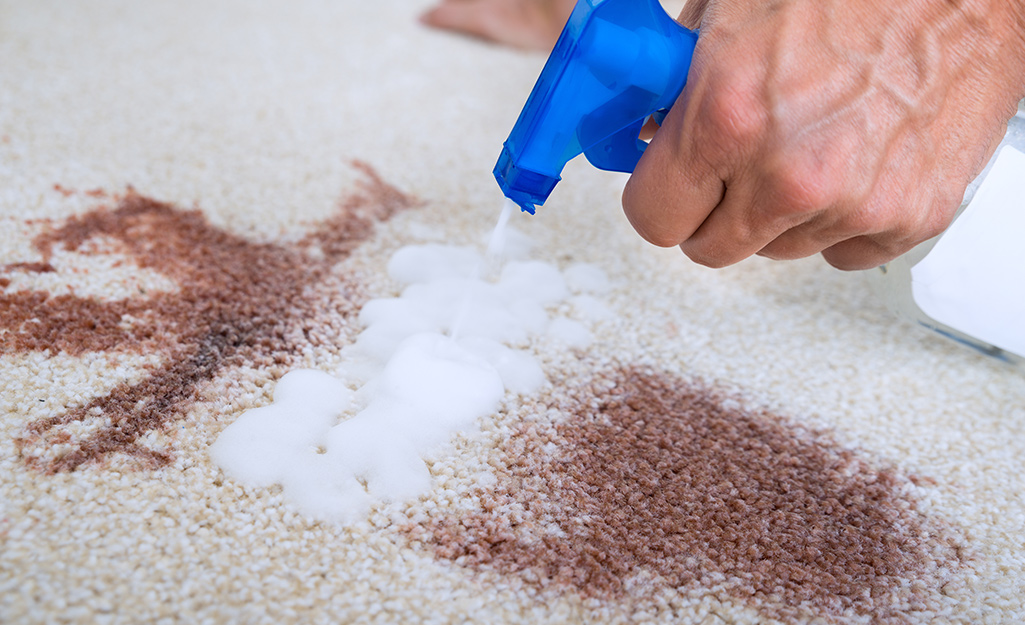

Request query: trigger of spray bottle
[{"left": 494, "top": 0, "right": 697, "bottom": 214}]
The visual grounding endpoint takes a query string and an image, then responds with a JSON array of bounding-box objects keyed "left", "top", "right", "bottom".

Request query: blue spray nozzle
[{"left": 494, "top": 0, "right": 697, "bottom": 214}]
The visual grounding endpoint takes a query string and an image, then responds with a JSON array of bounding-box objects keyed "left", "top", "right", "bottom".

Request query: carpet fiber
[{"left": 2, "top": 1, "right": 1023, "bottom": 623}]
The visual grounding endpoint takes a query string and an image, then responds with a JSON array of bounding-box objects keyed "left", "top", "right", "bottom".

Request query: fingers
[
  {"left": 679, "top": 181, "right": 805, "bottom": 267},
  {"left": 622, "top": 48, "right": 777, "bottom": 262},
  {"left": 820, "top": 237, "right": 907, "bottom": 271},
  {"left": 621, "top": 54, "right": 750, "bottom": 250},
  {"left": 759, "top": 175, "right": 960, "bottom": 269},
  {"left": 817, "top": 202, "right": 957, "bottom": 270},
  {"left": 621, "top": 125, "right": 725, "bottom": 250},
  {"left": 756, "top": 223, "right": 855, "bottom": 262}
]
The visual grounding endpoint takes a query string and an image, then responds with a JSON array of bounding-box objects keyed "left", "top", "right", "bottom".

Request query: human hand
[{"left": 623, "top": 0, "right": 1025, "bottom": 270}]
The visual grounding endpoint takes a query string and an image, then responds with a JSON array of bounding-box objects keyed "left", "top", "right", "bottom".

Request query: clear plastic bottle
[{"left": 869, "top": 102, "right": 1025, "bottom": 366}]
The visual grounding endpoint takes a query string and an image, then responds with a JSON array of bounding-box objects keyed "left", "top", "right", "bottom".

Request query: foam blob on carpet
[{"left": 211, "top": 232, "right": 612, "bottom": 522}]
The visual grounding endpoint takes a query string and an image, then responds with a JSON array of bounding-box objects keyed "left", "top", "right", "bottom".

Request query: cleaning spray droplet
[{"left": 450, "top": 199, "right": 516, "bottom": 341}]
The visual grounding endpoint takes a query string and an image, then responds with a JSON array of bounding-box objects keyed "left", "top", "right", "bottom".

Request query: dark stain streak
[
  {"left": 4, "top": 162, "right": 418, "bottom": 473},
  {"left": 3, "top": 261, "right": 56, "bottom": 273}
]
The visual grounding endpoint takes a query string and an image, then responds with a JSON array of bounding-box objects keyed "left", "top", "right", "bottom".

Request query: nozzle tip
[{"left": 494, "top": 143, "right": 558, "bottom": 215}]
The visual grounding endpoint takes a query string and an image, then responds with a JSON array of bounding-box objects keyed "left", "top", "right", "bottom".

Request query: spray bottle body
[{"left": 869, "top": 104, "right": 1025, "bottom": 365}]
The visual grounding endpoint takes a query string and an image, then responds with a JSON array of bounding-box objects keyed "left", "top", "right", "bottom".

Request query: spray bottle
[
  {"left": 868, "top": 104, "right": 1025, "bottom": 365},
  {"left": 494, "top": 0, "right": 1025, "bottom": 365},
  {"left": 493, "top": 0, "right": 696, "bottom": 214}
]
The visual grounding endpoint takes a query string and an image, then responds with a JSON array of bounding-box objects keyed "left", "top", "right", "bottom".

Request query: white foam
[
  {"left": 211, "top": 206, "right": 616, "bottom": 523},
  {"left": 387, "top": 244, "right": 480, "bottom": 284},
  {"left": 326, "top": 333, "right": 504, "bottom": 501},
  {"left": 499, "top": 261, "right": 568, "bottom": 304},
  {"left": 564, "top": 262, "right": 612, "bottom": 295},
  {"left": 210, "top": 369, "right": 354, "bottom": 488},
  {"left": 456, "top": 336, "right": 545, "bottom": 395},
  {"left": 570, "top": 294, "right": 615, "bottom": 321}
]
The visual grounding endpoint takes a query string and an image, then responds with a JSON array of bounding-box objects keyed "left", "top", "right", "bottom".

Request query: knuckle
[
  {"left": 917, "top": 209, "right": 953, "bottom": 242},
  {"left": 843, "top": 204, "right": 889, "bottom": 235},
  {"left": 698, "top": 71, "right": 766, "bottom": 149},
  {"left": 768, "top": 159, "right": 845, "bottom": 216},
  {"left": 917, "top": 191, "right": 962, "bottom": 241},
  {"left": 848, "top": 192, "right": 954, "bottom": 249},
  {"left": 836, "top": 187, "right": 901, "bottom": 236}
]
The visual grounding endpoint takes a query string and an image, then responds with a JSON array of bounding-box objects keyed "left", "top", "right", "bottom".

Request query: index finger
[{"left": 621, "top": 59, "right": 729, "bottom": 248}]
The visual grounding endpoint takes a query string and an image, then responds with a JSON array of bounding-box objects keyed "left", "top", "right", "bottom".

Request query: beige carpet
[{"left": 2, "top": 1, "right": 1024, "bottom": 623}]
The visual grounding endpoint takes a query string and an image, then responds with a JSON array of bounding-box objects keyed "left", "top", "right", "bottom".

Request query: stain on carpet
[
  {"left": 2, "top": 162, "right": 418, "bottom": 473},
  {"left": 415, "top": 366, "right": 965, "bottom": 622}
]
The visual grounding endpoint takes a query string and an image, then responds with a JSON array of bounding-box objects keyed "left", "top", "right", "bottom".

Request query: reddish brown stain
[
  {"left": 3, "top": 261, "right": 56, "bottom": 273},
  {"left": 4, "top": 162, "right": 418, "bottom": 472},
  {"left": 50, "top": 184, "right": 107, "bottom": 199},
  {"left": 417, "top": 366, "right": 964, "bottom": 621}
]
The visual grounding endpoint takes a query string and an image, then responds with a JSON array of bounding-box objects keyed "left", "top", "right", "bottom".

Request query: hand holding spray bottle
[{"left": 494, "top": 0, "right": 1025, "bottom": 365}]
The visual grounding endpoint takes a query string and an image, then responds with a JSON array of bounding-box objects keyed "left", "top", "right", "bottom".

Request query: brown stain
[
  {"left": 4, "top": 261, "right": 56, "bottom": 273},
  {"left": 417, "top": 366, "right": 964, "bottom": 621},
  {"left": 50, "top": 184, "right": 106, "bottom": 199},
  {"left": 3, "top": 162, "right": 418, "bottom": 473}
]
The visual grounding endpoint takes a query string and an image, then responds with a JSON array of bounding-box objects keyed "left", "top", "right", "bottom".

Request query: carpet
[{"left": 2, "top": 1, "right": 1023, "bottom": 623}]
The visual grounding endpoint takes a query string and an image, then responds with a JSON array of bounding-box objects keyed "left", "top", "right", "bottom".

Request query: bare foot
[{"left": 420, "top": 0, "right": 576, "bottom": 51}]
